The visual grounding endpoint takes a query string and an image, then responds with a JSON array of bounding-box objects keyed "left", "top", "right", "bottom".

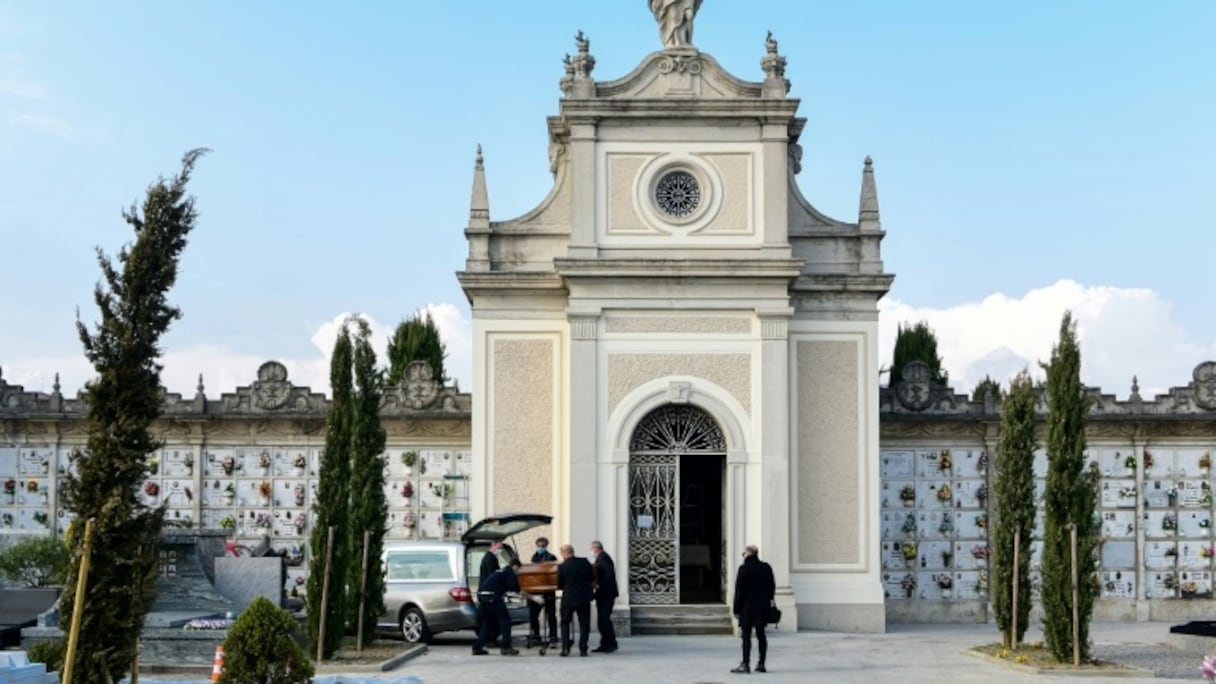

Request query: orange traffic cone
[{"left": 210, "top": 644, "right": 224, "bottom": 682}]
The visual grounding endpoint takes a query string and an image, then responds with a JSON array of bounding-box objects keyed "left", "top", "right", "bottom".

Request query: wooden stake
[
  {"left": 357, "top": 529, "right": 370, "bottom": 652},
  {"left": 317, "top": 525, "right": 336, "bottom": 662},
  {"left": 1011, "top": 527, "right": 1020, "bottom": 650},
  {"left": 1069, "top": 523, "right": 1080, "bottom": 667},
  {"left": 63, "top": 517, "right": 96, "bottom": 684}
]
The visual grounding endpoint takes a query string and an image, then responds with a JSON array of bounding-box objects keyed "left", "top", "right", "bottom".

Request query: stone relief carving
[
  {"left": 649, "top": 0, "right": 702, "bottom": 48},
  {"left": 893, "top": 361, "right": 934, "bottom": 412},
  {"left": 251, "top": 361, "right": 291, "bottom": 410},
  {"left": 656, "top": 55, "right": 702, "bottom": 75},
  {"left": 667, "top": 381, "right": 692, "bottom": 404},
  {"left": 1192, "top": 361, "right": 1216, "bottom": 410}
]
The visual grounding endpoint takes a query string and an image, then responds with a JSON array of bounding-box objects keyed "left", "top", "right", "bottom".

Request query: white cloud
[
  {"left": 7, "top": 113, "right": 78, "bottom": 139},
  {"left": 2, "top": 308, "right": 474, "bottom": 399},
  {"left": 5, "top": 284, "right": 1209, "bottom": 404},
  {"left": 879, "top": 279, "right": 1215, "bottom": 398}
]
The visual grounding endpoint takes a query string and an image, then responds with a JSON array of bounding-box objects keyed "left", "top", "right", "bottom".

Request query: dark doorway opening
[{"left": 678, "top": 454, "right": 724, "bottom": 603}]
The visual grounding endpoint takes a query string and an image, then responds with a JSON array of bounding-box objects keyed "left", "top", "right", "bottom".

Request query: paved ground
[{"left": 129, "top": 622, "right": 1206, "bottom": 683}]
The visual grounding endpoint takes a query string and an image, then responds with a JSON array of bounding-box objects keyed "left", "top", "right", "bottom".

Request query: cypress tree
[
  {"left": 973, "top": 375, "right": 1004, "bottom": 403},
  {"left": 386, "top": 310, "right": 448, "bottom": 385},
  {"left": 346, "top": 318, "right": 388, "bottom": 646},
  {"left": 307, "top": 323, "right": 354, "bottom": 659},
  {"left": 992, "top": 371, "right": 1036, "bottom": 648},
  {"left": 60, "top": 149, "right": 206, "bottom": 683},
  {"left": 890, "top": 320, "right": 948, "bottom": 387},
  {"left": 1039, "top": 312, "right": 1097, "bottom": 661}
]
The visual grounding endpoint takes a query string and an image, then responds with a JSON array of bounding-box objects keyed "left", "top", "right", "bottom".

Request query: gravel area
[{"left": 1094, "top": 642, "right": 1203, "bottom": 680}]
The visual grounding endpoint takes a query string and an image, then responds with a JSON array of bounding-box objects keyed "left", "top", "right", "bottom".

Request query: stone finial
[
  {"left": 197, "top": 373, "right": 205, "bottom": 395},
  {"left": 559, "top": 53, "right": 575, "bottom": 95},
  {"left": 760, "top": 31, "right": 790, "bottom": 98},
  {"left": 469, "top": 144, "right": 490, "bottom": 224},
  {"left": 858, "top": 156, "right": 881, "bottom": 230},
  {"left": 52, "top": 373, "right": 60, "bottom": 394},
  {"left": 568, "top": 31, "right": 596, "bottom": 96},
  {"left": 1130, "top": 375, "right": 1142, "bottom": 402},
  {"left": 650, "top": 0, "right": 702, "bottom": 49}
]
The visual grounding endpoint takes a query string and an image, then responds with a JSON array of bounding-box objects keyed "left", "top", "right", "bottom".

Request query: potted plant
[
  {"left": 1124, "top": 454, "right": 1137, "bottom": 476},
  {"left": 900, "top": 573, "right": 917, "bottom": 598},
  {"left": 937, "top": 573, "right": 954, "bottom": 599},
  {"left": 936, "top": 483, "right": 952, "bottom": 505},
  {"left": 292, "top": 453, "right": 307, "bottom": 476},
  {"left": 899, "top": 485, "right": 916, "bottom": 507}
]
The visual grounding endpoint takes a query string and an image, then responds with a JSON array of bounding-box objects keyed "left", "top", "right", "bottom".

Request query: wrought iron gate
[{"left": 628, "top": 404, "right": 726, "bottom": 605}]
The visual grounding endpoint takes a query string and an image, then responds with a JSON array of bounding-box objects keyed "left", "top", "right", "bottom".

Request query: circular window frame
[{"left": 635, "top": 155, "right": 722, "bottom": 233}]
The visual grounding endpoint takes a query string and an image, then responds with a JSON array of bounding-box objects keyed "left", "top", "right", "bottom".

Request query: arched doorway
[{"left": 628, "top": 404, "right": 726, "bottom": 605}]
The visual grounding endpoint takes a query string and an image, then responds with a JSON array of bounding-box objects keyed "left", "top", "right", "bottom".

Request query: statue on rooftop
[{"left": 649, "top": 0, "right": 703, "bottom": 49}]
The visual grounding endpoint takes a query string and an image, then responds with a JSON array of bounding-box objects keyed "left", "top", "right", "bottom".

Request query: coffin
[{"left": 518, "top": 561, "right": 558, "bottom": 594}]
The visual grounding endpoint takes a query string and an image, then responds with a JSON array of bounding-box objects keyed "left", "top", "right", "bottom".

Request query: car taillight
[{"left": 449, "top": 586, "right": 472, "bottom": 602}]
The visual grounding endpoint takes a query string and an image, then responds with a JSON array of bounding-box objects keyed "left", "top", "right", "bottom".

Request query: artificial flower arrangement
[
  {"left": 1201, "top": 452, "right": 1212, "bottom": 471},
  {"left": 219, "top": 515, "right": 236, "bottom": 530},
  {"left": 221, "top": 455, "right": 236, "bottom": 475},
  {"left": 429, "top": 482, "right": 453, "bottom": 500},
  {"left": 1118, "top": 486, "right": 1137, "bottom": 499},
  {"left": 259, "top": 451, "right": 272, "bottom": 469},
  {"left": 26, "top": 480, "right": 38, "bottom": 493},
  {"left": 285, "top": 545, "right": 305, "bottom": 566},
  {"left": 938, "top": 450, "right": 952, "bottom": 472},
  {"left": 1, "top": 513, "right": 12, "bottom": 527},
  {"left": 976, "top": 484, "right": 988, "bottom": 505},
  {"left": 294, "top": 483, "right": 306, "bottom": 506},
  {"left": 936, "top": 484, "right": 952, "bottom": 503},
  {"left": 975, "top": 513, "right": 988, "bottom": 529},
  {"left": 402, "top": 450, "right": 418, "bottom": 468},
  {"left": 1163, "top": 573, "right": 1178, "bottom": 589},
  {"left": 976, "top": 452, "right": 988, "bottom": 473},
  {"left": 939, "top": 516, "right": 954, "bottom": 535},
  {"left": 1200, "top": 547, "right": 1214, "bottom": 558},
  {"left": 293, "top": 453, "right": 307, "bottom": 469},
  {"left": 901, "top": 542, "right": 918, "bottom": 561},
  {"left": 1124, "top": 454, "right": 1137, "bottom": 470},
  {"left": 402, "top": 511, "right": 417, "bottom": 529},
  {"left": 901, "top": 513, "right": 918, "bottom": 536},
  {"left": 942, "top": 549, "right": 954, "bottom": 566},
  {"left": 1165, "top": 546, "right": 1178, "bottom": 557},
  {"left": 144, "top": 481, "right": 160, "bottom": 497},
  {"left": 255, "top": 513, "right": 271, "bottom": 529},
  {"left": 899, "top": 485, "right": 916, "bottom": 503},
  {"left": 2, "top": 479, "right": 14, "bottom": 496},
  {"left": 257, "top": 480, "right": 272, "bottom": 499},
  {"left": 936, "top": 574, "right": 953, "bottom": 590},
  {"left": 401, "top": 481, "right": 414, "bottom": 499},
  {"left": 1202, "top": 518, "right": 1212, "bottom": 529},
  {"left": 1144, "top": 451, "right": 1155, "bottom": 470},
  {"left": 224, "top": 482, "right": 236, "bottom": 497},
  {"left": 1181, "top": 580, "right": 1201, "bottom": 596},
  {"left": 32, "top": 512, "right": 48, "bottom": 526},
  {"left": 1163, "top": 513, "right": 1178, "bottom": 531},
  {"left": 976, "top": 569, "right": 989, "bottom": 593},
  {"left": 149, "top": 455, "right": 160, "bottom": 475},
  {"left": 971, "top": 544, "right": 990, "bottom": 561},
  {"left": 1201, "top": 654, "right": 1216, "bottom": 683},
  {"left": 183, "top": 453, "right": 194, "bottom": 470},
  {"left": 900, "top": 573, "right": 917, "bottom": 593}
]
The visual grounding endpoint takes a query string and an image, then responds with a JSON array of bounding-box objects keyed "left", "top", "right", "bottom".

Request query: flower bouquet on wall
[
  {"left": 937, "top": 573, "right": 953, "bottom": 599},
  {"left": 900, "top": 573, "right": 917, "bottom": 598}
]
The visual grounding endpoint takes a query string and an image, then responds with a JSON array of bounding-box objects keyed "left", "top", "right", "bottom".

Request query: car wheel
[{"left": 400, "top": 606, "right": 431, "bottom": 644}]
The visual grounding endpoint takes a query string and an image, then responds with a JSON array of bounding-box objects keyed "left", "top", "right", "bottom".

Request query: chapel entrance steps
[{"left": 630, "top": 604, "right": 733, "bottom": 635}]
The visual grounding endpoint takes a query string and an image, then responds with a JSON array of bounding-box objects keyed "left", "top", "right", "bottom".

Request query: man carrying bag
[{"left": 731, "top": 544, "right": 776, "bottom": 674}]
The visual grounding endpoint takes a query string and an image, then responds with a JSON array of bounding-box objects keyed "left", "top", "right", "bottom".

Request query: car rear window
[{"left": 386, "top": 550, "right": 455, "bottom": 581}]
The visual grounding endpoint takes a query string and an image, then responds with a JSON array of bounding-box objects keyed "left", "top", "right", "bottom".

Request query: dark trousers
[
  {"left": 595, "top": 595, "right": 617, "bottom": 648},
  {"left": 528, "top": 592, "right": 556, "bottom": 640},
  {"left": 741, "top": 622, "right": 767, "bottom": 665},
  {"left": 560, "top": 601, "right": 590, "bottom": 652},
  {"left": 473, "top": 595, "right": 511, "bottom": 651}
]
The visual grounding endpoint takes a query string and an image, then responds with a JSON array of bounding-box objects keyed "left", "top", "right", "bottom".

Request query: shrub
[
  {"left": 219, "top": 596, "right": 314, "bottom": 683},
  {"left": 0, "top": 536, "right": 69, "bottom": 587},
  {"left": 26, "top": 639, "right": 65, "bottom": 672}
]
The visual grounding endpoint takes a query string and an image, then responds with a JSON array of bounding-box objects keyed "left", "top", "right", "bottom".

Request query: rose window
[{"left": 654, "top": 171, "right": 701, "bottom": 218}]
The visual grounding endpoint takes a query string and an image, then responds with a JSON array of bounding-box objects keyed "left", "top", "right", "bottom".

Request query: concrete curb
[
  {"left": 380, "top": 643, "right": 427, "bottom": 671},
  {"left": 964, "top": 648, "right": 1154, "bottom": 677}
]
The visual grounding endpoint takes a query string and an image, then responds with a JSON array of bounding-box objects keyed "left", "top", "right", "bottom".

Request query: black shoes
[
  {"left": 580, "top": 648, "right": 589, "bottom": 657},
  {"left": 471, "top": 648, "right": 489, "bottom": 656},
  {"left": 731, "top": 662, "right": 751, "bottom": 674},
  {"left": 500, "top": 647, "right": 520, "bottom": 656},
  {"left": 593, "top": 644, "right": 619, "bottom": 653},
  {"left": 756, "top": 662, "right": 767, "bottom": 673},
  {"left": 560, "top": 646, "right": 571, "bottom": 657}
]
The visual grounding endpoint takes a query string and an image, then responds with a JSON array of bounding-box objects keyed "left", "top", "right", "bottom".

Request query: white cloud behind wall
[
  {"left": 879, "top": 280, "right": 1215, "bottom": 398},
  {"left": 6, "top": 282, "right": 1214, "bottom": 402}
]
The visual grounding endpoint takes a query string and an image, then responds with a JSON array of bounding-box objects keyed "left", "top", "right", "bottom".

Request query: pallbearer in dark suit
[
  {"left": 528, "top": 536, "right": 558, "bottom": 646},
  {"left": 731, "top": 544, "right": 776, "bottom": 674},
  {"left": 556, "top": 543, "right": 594, "bottom": 657},
  {"left": 590, "top": 540, "right": 619, "bottom": 653},
  {"left": 477, "top": 540, "right": 504, "bottom": 644}
]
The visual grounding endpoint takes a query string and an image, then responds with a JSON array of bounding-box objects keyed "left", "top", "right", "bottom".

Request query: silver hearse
[{"left": 379, "top": 512, "right": 551, "bottom": 643}]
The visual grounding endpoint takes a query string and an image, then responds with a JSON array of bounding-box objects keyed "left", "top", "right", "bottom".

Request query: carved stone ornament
[
  {"left": 1192, "top": 362, "right": 1216, "bottom": 410},
  {"left": 403, "top": 361, "right": 441, "bottom": 410},
  {"left": 649, "top": 0, "right": 703, "bottom": 49},
  {"left": 252, "top": 361, "right": 292, "bottom": 411},
  {"left": 668, "top": 381, "right": 692, "bottom": 404},
  {"left": 894, "top": 361, "right": 934, "bottom": 412},
  {"left": 656, "top": 56, "right": 702, "bottom": 75}
]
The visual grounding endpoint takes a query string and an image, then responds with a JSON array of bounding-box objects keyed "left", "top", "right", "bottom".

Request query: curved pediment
[{"left": 593, "top": 50, "right": 764, "bottom": 100}]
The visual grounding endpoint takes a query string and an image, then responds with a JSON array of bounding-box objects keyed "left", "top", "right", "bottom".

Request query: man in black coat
[
  {"left": 731, "top": 544, "right": 776, "bottom": 674},
  {"left": 472, "top": 558, "right": 522, "bottom": 656},
  {"left": 590, "top": 540, "right": 619, "bottom": 653},
  {"left": 477, "top": 540, "right": 503, "bottom": 644},
  {"left": 528, "top": 536, "right": 558, "bottom": 646},
  {"left": 556, "top": 543, "right": 594, "bottom": 657}
]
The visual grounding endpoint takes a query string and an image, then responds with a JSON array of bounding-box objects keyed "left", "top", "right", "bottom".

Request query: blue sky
[{"left": 1, "top": 2, "right": 1213, "bottom": 397}]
